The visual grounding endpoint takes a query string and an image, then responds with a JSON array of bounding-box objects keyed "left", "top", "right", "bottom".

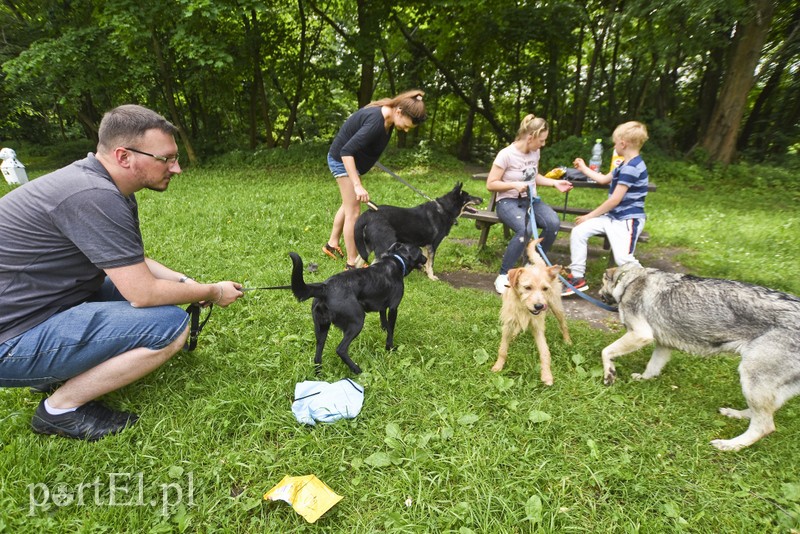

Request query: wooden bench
[{"left": 460, "top": 173, "right": 654, "bottom": 250}]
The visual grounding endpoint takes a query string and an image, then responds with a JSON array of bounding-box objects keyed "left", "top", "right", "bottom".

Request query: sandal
[{"left": 322, "top": 243, "right": 344, "bottom": 260}]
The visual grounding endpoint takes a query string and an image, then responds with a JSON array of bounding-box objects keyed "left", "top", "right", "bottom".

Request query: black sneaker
[
  {"left": 31, "top": 400, "right": 138, "bottom": 441},
  {"left": 561, "top": 275, "right": 589, "bottom": 297},
  {"left": 84, "top": 401, "right": 139, "bottom": 427}
]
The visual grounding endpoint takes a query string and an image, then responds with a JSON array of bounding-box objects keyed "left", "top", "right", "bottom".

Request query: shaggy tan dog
[{"left": 492, "top": 239, "right": 571, "bottom": 385}]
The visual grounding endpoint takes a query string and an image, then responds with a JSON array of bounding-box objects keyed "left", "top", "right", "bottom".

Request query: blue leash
[{"left": 526, "top": 185, "right": 619, "bottom": 313}]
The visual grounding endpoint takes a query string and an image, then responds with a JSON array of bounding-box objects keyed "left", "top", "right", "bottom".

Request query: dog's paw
[
  {"left": 490, "top": 362, "right": 505, "bottom": 372},
  {"left": 428, "top": 275, "right": 440, "bottom": 281},
  {"left": 631, "top": 372, "right": 644, "bottom": 381},
  {"left": 719, "top": 407, "right": 751, "bottom": 420},
  {"left": 710, "top": 438, "right": 747, "bottom": 452},
  {"left": 603, "top": 368, "right": 617, "bottom": 386},
  {"left": 540, "top": 374, "right": 554, "bottom": 386}
]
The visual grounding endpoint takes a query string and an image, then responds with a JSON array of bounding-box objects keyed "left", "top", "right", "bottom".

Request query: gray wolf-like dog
[
  {"left": 492, "top": 239, "right": 571, "bottom": 385},
  {"left": 600, "top": 263, "right": 800, "bottom": 451}
]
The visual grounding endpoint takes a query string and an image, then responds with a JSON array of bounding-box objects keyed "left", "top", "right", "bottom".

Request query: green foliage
[
  {"left": 1, "top": 145, "right": 799, "bottom": 531},
  {"left": 2, "top": 139, "right": 96, "bottom": 172},
  {"left": 1, "top": 0, "right": 796, "bottom": 162}
]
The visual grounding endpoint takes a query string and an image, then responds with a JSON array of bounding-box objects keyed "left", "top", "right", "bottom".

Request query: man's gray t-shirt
[{"left": 0, "top": 154, "right": 145, "bottom": 344}]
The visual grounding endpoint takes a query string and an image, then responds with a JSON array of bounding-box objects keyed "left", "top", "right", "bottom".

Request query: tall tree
[
  {"left": 700, "top": 0, "right": 777, "bottom": 163},
  {"left": 737, "top": 3, "right": 800, "bottom": 156}
]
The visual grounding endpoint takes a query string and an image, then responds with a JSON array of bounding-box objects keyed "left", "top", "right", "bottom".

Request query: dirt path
[{"left": 437, "top": 236, "right": 689, "bottom": 331}]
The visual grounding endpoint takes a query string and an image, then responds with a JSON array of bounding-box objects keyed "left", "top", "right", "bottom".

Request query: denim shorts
[
  {"left": 0, "top": 280, "right": 189, "bottom": 388},
  {"left": 327, "top": 153, "right": 349, "bottom": 178}
]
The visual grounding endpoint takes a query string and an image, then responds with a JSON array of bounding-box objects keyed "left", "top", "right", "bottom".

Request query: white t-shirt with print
[{"left": 492, "top": 143, "right": 540, "bottom": 202}]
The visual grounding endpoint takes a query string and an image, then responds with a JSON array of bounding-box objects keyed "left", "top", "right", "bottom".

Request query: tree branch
[{"left": 391, "top": 13, "right": 510, "bottom": 142}]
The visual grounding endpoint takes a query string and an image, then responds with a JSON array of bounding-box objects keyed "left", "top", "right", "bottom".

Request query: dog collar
[{"left": 391, "top": 254, "right": 408, "bottom": 276}]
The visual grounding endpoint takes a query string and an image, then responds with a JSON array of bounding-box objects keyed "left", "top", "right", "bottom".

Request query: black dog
[
  {"left": 353, "top": 182, "right": 482, "bottom": 281},
  {"left": 290, "top": 242, "right": 427, "bottom": 374}
]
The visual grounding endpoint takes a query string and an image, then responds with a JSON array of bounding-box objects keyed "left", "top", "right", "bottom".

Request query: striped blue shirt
[{"left": 608, "top": 155, "right": 648, "bottom": 220}]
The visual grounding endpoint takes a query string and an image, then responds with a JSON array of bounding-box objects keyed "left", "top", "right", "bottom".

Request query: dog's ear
[
  {"left": 603, "top": 267, "right": 619, "bottom": 288},
  {"left": 386, "top": 242, "right": 402, "bottom": 255},
  {"left": 507, "top": 268, "right": 521, "bottom": 288},
  {"left": 547, "top": 265, "right": 561, "bottom": 281}
]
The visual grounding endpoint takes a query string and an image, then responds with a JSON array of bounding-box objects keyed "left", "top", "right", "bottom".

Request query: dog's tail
[
  {"left": 353, "top": 213, "right": 372, "bottom": 262},
  {"left": 526, "top": 238, "right": 548, "bottom": 267},
  {"left": 289, "top": 252, "right": 325, "bottom": 302}
]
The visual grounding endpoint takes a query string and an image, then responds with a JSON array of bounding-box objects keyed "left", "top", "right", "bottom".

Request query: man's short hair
[
  {"left": 97, "top": 105, "right": 177, "bottom": 152},
  {"left": 613, "top": 121, "right": 649, "bottom": 150}
]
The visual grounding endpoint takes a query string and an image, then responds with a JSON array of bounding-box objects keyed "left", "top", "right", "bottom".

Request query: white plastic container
[{"left": 0, "top": 148, "right": 28, "bottom": 185}]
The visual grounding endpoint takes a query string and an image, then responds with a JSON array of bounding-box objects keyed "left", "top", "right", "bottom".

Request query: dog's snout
[{"left": 534, "top": 303, "right": 545, "bottom": 311}]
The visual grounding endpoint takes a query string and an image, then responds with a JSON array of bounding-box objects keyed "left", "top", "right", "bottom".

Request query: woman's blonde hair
[
  {"left": 368, "top": 89, "right": 427, "bottom": 125},
  {"left": 516, "top": 114, "right": 548, "bottom": 141}
]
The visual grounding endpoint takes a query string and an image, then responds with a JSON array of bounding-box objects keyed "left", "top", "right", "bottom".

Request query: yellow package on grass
[{"left": 264, "top": 474, "right": 343, "bottom": 523}]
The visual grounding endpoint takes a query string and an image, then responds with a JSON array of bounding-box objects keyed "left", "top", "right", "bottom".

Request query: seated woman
[{"left": 486, "top": 114, "right": 573, "bottom": 294}]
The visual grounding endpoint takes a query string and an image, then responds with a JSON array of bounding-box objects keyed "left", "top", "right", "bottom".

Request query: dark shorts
[{"left": 0, "top": 280, "right": 189, "bottom": 388}]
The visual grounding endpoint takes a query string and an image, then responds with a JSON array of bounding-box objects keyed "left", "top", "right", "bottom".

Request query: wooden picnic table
[{"left": 461, "top": 172, "right": 656, "bottom": 250}]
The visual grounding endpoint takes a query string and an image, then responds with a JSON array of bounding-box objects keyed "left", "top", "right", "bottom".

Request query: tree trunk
[
  {"left": 393, "top": 13, "right": 509, "bottom": 142},
  {"left": 737, "top": 6, "right": 800, "bottom": 153},
  {"left": 356, "top": 0, "right": 378, "bottom": 106},
  {"left": 458, "top": 81, "right": 480, "bottom": 161},
  {"left": 700, "top": 0, "right": 776, "bottom": 164},
  {"left": 244, "top": 9, "right": 275, "bottom": 148},
  {"left": 572, "top": 0, "right": 617, "bottom": 136},
  {"left": 282, "top": 0, "right": 309, "bottom": 148},
  {"left": 151, "top": 32, "right": 197, "bottom": 166}
]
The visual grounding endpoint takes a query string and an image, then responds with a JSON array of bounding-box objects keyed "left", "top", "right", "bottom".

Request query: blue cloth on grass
[{"left": 291, "top": 378, "right": 364, "bottom": 426}]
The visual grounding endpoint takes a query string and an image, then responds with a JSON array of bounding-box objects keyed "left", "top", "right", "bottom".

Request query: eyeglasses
[{"left": 125, "top": 147, "right": 179, "bottom": 165}]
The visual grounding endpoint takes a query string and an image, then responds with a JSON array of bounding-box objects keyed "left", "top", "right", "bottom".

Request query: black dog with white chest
[
  {"left": 290, "top": 242, "right": 427, "bottom": 374},
  {"left": 353, "top": 182, "right": 482, "bottom": 280}
]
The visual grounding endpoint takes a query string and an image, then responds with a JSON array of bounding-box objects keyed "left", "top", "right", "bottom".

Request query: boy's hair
[
  {"left": 515, "top": 114, "right": 548, "bottom": 141},
  {"left": 97, "top": 104, "right": 177, "bottom": 152},
  {"left": 613, "top": 121, "right": 649, "bottom": 149},
  {"left": 368, "top": 90, "right": 427, "bottom": 125}
]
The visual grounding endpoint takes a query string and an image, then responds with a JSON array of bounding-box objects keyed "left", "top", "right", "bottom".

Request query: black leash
[
  {"left": 183, "top": 284, "right": 293, "bottom": 351},
  {"left": 184, "top": 303, "right": 213, "bottom": 351},
  {"left": 375, "top": 161, "right": 436, "bottom": 203},
  {"left": 240, "top": 285, "right": 292, "bottom": 291}
]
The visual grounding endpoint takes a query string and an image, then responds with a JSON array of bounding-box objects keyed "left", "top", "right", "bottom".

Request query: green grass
[{"left": 1, "top": 146, "right": 800, "bottom": 532}]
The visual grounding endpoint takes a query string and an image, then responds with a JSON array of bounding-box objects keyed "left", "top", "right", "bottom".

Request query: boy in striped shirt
[{"left": 563, "top": 121, "right": 650, "bottom": 296}]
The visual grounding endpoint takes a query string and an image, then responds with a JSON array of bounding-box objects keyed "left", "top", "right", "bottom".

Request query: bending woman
[
  {"left": 324, "top": 90, "right": 427, "bottom": 269},
  {"left": 486, "top": 114, "right": 573, "bottom": 294}
]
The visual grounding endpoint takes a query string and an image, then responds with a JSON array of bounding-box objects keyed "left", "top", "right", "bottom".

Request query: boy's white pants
[{"left": 569, "top": 216, "right": 645, "bottom": 278}]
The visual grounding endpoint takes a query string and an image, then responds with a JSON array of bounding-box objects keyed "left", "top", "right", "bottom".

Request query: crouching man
[{"left": 0, "top": 104, "right": 243, "bottom": 440}]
